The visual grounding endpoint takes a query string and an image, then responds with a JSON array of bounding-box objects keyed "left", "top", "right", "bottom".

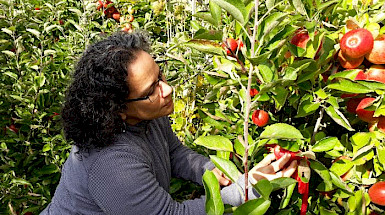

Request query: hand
[
  {"left": 250, "top": 153, "right": 298, "bottom": 182},
  {"left": 212, "top": 167, "right": 232, "bottom": 186}
]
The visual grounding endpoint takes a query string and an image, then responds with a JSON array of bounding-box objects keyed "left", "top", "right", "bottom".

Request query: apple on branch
[
  {"left": 365, "top": 36, "right": 385, "bottom": 64},
  {"left": 356, "top": 97, "right": 378, "bottom": 123},
  {"left": 337, "top": 50, "right": 364, "bottom": 69},
  {"left": 340, "top": 28, "right": 374, "bottom": 59},
  {"left": 366, "top": 64, "right": 385, "bottom": 84}
]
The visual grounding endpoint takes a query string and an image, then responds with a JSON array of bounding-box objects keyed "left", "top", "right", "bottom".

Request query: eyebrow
[{"left": 141, "top": 66, "right": 161, "bottom": 97}]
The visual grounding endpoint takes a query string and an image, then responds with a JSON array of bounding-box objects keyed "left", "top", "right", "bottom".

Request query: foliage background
[
  {"left": 0, "top": 0, "right": 211, "bottom": 214},
  {"left": 2, "top": 0, "right": 385, "bottom": 214}
]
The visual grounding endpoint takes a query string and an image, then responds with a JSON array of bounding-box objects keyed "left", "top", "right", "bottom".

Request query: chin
[{"left": 166, "top": 103, "right": 174, "bottom": 115}]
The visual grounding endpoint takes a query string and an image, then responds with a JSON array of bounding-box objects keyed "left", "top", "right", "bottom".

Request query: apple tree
[{"left": 184, "top": 0, "right": 385, "bottom": 214}]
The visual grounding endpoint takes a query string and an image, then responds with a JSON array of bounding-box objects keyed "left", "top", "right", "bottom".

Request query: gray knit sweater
[{"left": 41, "top": 116, "right": 259, "bottom": 215}]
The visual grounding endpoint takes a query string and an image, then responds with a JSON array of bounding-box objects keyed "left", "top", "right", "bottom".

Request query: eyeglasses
[{"left": 125, "top": 70, "right": 164, "bottom": 103}]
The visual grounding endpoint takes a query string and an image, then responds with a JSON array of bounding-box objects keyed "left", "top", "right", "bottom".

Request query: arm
[
  {"left": 163, "top": 117, "right": 214, "bottom": 185},
  {"left": 88, "top": 150, "right": 207, "bottom": 215}
]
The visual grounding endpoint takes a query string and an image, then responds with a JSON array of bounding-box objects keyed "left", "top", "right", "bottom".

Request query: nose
[{"left": 159, "top": 80, "right": 173, "bottom": 98}]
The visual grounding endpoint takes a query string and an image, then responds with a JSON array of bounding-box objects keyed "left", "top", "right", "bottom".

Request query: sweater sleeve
[
  {"left": 163, "top": 117, "right": 214, "bottom": 185},
  {"left": 88, "top": 150, "right": 208, "bottom": 215}
]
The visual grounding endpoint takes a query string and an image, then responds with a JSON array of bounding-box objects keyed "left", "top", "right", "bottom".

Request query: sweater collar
[{"left": 123, "top": 120, "right": 151, "bottom": 134}]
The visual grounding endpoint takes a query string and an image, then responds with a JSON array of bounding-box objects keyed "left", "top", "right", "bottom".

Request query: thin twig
[
  {"left": 243, "top": 0, "right": 259, "bottom": 203},
  {"left": 311, "top": 108, "right": 324, "bottom": 144}
]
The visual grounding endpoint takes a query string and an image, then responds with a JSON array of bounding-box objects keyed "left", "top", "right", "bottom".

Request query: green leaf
[
  {"left": 210, "top": 155, "right": 240, "bottom": 182},
  {"left": 194, "top": 29, "right": 223, "bottom": 41},
  {"left": 234, "top": 135, "right": 255, "bottom": 157},
  {"left": 252, "top": 179, "right": 273, "bottom": 199},
  {"left": 45, "top": 24, "right": 62, "bottom": 33},
  {"left": 266, "top": 0, "right": 275, "bottom": 10},
  {"left": 211, "top": 0, "right": 247, "bottom": 25},
  {"left": 42, "top": 143, "right": 51, "bottom": 152},
  {"left": 44, "top": 50, "right": 56, "bottom": 56},
  {"left": 291, "top": 0, "right": 308, "bottom": 16},
  {"left": 329, "top": 69, "right": 366, "bottom": 81},
  {"left": 330, "top": 158, "right": 354, "bottom": 176},
  {"left": 329, "top": 172, "right": 353, "bottom": 194},
  {"left": 270, "top": 177, "right": 298, "bottom": 191},
  {"left": 351, "top": 132, "right": 372, "bottom": 153},
  {"left": 258, "top": 12, "right": 288, "bottom": 41},
  {"left": 296, "top": 94, "right": 320, "bottom": 117},
  {"left": 327, "top": 78, "right": 372, "bottom": 94},
  {"left": 194, "top": 135, "right": 233, "bottom": 151},
  {"left": 283, "top": 60, "right": 313, "bottom": 80},
  {"left": 185, "top": 39, "right": 223, "bottom": 55},
  {"left": 194, "top": 12, "right": 218, "bottom": 26},
  {"left": 26, "top": 28, "right": 41, "bottom": 38},
  {"left": 34, "top": 75, "right": 46, "bottom": 88},
  {"left": 352, "top": 146, "right": 374, "bottom": 165},
  {"left": 312, "top": 137, "right": 339, "bottom": 152},
  {"left": 35, "top": 164, "right": 59, "bottom": 175},
  {"left": 377, "top": 145, "right": 385, "bottom": 169},
  {"left": 203, "top": 170, "right": 224, "bottom": 215},
  {"left": 11, "top": 178, "right": 32, "bottom": 186},
  {"left": 266, "top": 25, "right": 297, "bottom": 51},
  {"left": 209, "top": 0, "right": 222, "bottom": 26},
  {"left": 234, "top": 198, "right": 271, "bottom": 215},
  {"left": 356, "top": 80, "right": 385, "bottom": 91},
  {"left": 320, "top": 207, "right": 339, "bottom": 215},
  {"left": 271, "top": 86, "right": 288, "bottom": 111},
  {"left": 324, "top": 106, "right": 354, "bottom": 131},
  {"left": 310, "top": 160, "right": 333, "bottom": 191},
  {"left": 258, "top": 62, "right": 275, "bottom": 83},
  {"left": 2, "top": 50, "right": 15, "bottom": 57},
  {"left": 1, "top": 27, "right": 13, "bottom": 35},
  {"left": 68, "top": 8, "right": 82, "bottom": 17},
  {"left": 318, "top": 0, "right": 339, "bottom": 11},
  {"left": 259, "top": 123, "right": 304, "bottom": 140},
  {"left": 4, "top": 72, "right": 18, "bottom": 80}
]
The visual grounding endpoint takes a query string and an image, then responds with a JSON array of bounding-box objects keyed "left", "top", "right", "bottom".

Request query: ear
[{"left": 119, "top": 113, "right": 127, "bottom": 120}]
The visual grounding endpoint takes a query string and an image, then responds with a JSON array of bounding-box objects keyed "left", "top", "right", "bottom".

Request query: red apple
[
  {"left": 346, "top": 97, "right": 362, "bottom": 113},
  {"left": 96, "top": 0, "right": 103, "bottom": 10},
  {"left": 366, "top": 65, "right": 385, "bottom": 84},
  {"left": 128, "top": 15, "right": 134, "bottom": 22},
  {"left": 355, "top": 70, "right": 367, "bottom": 80},
  {"left": 365, "top": 38, "right": 385, "bottom": 64},
  {"left": 252, "top": 110, "right": 269, "bottom": 127},
  {"left": 250, "top": 88, "right": 259, "bottom": 97},
  {"left": 338, "top": 50, "right": 364, "bottom": 69},
  {"left": 112, "top": 12, "right": 120, "bottom": 21},
  {"left": 8, "top": 124, "right": 18, "bottom": 133},
  {"left": 290, "top": 31, "right": 310, "bottom": 49},
  {"left": 356, "top": 97, "right": 377, "bottom": 122},
  {"left": 377, "top": 117, "right": 385, "bottom": 133},
  {"left": 122, "top": 23, "right": 132, "bottom": 33},
  {"left": 368, "top": 181, "right": 385, "bottom": 206},
  {"left": 340, "top": 28, "right": 374, "bottom": 59},
  {"left": 222, "top": 38, "right": 239, "bottom": 55}
]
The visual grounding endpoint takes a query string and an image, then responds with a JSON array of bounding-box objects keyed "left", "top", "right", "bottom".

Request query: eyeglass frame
[{"left": 125, "top": 69, "right": 164, "bottom": 103}]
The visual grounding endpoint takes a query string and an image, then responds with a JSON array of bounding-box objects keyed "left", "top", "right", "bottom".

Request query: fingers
[
  {"left": 270, "top": 153, "right": 291, "bottom": 172},
  {"left": 281, "top": 160, "right": 298, "bottom": 178},
  {"left": 254, "top": 153, "right": 276, "bottom": 169},
  {"left": 218, "top": 176, "right": 232, "bottom": 186},
  {"left": 212, "top": 168, "right": 232, "bottom": 186}
]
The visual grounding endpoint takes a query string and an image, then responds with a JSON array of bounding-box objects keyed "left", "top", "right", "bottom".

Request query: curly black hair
[{"left": 62, "top": 31, "right": 151, "bottom": 150}]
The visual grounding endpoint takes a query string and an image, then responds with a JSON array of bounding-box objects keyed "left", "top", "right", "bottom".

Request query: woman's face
[{"left": 121, "top": 50, "right": 174, "bottom": 125}]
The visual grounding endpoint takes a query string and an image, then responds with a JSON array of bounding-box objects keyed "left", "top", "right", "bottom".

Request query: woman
[{"left": 41, "top": 31, "right": 297, "bottom": 215}]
